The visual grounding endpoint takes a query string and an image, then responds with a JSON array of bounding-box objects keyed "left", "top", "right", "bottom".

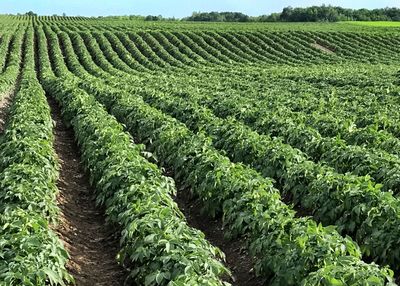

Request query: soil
[
  {"left": 47, "top": 96, "right": 127, "bottom": 286},
  {"left": 174, "top": 189, "right": 267, "bottom": 286},
  {"left": 311, "top": 42, "right": 335, "bottom": 54},
  {"left": 0, "top": 90, "right": 13, "bottom": 134}
]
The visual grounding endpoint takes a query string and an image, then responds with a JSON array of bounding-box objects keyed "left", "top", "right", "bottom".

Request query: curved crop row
[
  {"left": 0, "top": 27, "right": 24, "bottom": 96},
  {"left": 0, "top": 26, "right": 72, "bottom": 286},
  {"left": 0, "top": 34, "right": 12, "bottom": 72}
]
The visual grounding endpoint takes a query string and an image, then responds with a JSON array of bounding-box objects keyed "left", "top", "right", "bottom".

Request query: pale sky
[{"left": 0, "top": 0, "right": 399, "bottom": 18}]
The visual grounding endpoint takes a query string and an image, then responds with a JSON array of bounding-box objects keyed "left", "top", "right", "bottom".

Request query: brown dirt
[
  {"left": 311, "top": 43, "right": 335, "bottom": 54},
  {"left": 47, "top": 96, "right": 127, "bottom": 286},
  {"left": 174, "top": 189, "right": 267, "bottom": 286},
  {"left": 0, "top": 90, "right": 14, "bottom": 134}
]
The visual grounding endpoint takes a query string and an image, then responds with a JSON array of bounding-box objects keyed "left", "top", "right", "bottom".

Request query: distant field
[{"left": 344, "top": 21, "right": 400, "bottom": 27}]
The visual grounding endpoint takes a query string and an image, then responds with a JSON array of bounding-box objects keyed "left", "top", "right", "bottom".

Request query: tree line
[{"left": 182, "top": 6, "right": 400, "bottom": 22}]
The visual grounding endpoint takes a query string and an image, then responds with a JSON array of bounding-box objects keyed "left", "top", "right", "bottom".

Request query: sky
[{"left": 0, "top": 0, "right": 399, "bottom": 18}]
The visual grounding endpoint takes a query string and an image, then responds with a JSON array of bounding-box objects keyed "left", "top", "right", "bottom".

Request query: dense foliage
[
  {"left": 279, "top": 6, "right": 400, "bottom": 22},
  {"left": 183, "top": 6, "right": 400, "bottom": 22},
  {"left": 0, "top": 25, "right": 72, "bottom": 285},
  {"left": 183, "top": 12, "right": 250, "bottom": 22}
]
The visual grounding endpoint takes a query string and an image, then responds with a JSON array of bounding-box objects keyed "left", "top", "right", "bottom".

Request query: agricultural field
[
  {"left": 1, "top": 14, "right": 400, "bottom": 286},
  {"left": 346, "top": 21, "right": 400, "bottom": 27}
]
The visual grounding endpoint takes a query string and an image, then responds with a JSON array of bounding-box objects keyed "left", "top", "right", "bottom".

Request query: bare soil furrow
[
  {"left": 0, "top": 90, "right": 14, "bottom": 133},
  {"left": 175, "top": 189, "right": 266, "bottom": 286},
  {"left": 48, "top": 96, "right": 126, "bottom": 286}
]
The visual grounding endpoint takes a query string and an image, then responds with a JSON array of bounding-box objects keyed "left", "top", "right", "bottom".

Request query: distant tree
[
  {"left": 257, "top": 13, "right": 280, "bottom": 22},
  {"left": 25, "top": 11, "right": 37, "bottom": 17},
  {"left": 144, "top": 14, "right": 176, "bottom": 21},
  {"left": 145, "top": 15, "right": 161, "bottom": 21},
  {"left": 280, "top": 7, "right": 294, "bottom": 21},
  {"left": 274, "top": 5, "right": 400, "bottom": 22},
  {"left": 184, "top": 11, "right": 250, "bottom": 22},
  {"left": 129, "top": 15, "right": 145, "bottom": 20},
  {"left": 240, "top": 5, "right": 399, "bottom": 22}
]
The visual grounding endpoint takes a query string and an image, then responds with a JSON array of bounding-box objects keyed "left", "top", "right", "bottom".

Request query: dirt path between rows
[
  {"left": 311, "top": 42, "right": 335, "bottom": 54},
  {"left": 47, "top": 96, "right": 126, "bottom": 286},
  {"left": 175, "top": 190, "right": 267, "bottom": 286},
  {"left": 0, "top": 91, "right": 14, "bottom": 134}
]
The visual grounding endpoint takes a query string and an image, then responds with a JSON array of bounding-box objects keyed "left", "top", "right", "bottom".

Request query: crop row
[
  {"left": 0, "top": 26, "right": 72, "bottom": 285},
  {"left": 0, "top": 26, "right": 24, "bottom": 96}
]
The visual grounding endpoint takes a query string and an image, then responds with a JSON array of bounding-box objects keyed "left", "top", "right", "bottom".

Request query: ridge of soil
[
  {"left": 47, "top": 96, "right": 126, "bottom": 286},
  {"left": 311, "top": 42, "right": 335, "bottom": 54},
  {"left": 174, "top": 189, "right": 267, "bottom": 286}
]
